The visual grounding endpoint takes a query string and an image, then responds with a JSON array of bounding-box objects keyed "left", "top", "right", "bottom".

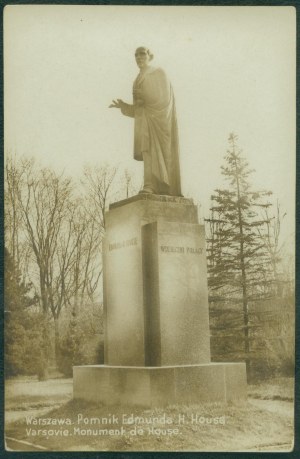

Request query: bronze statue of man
[{"left": 110, "top": 47, "right": 182, "bottom": 196}]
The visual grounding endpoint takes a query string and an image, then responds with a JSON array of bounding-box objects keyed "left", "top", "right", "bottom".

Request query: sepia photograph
[{"left": 4, "top": 4, "right": 296, "bottom": 452}]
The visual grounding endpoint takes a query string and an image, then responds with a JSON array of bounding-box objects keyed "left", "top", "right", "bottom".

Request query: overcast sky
[{"left": 4, "top": 5, "right": 296, "bottom": 247}]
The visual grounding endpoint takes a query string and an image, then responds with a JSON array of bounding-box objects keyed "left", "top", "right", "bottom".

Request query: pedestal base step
[{"left": 73, "top": 363, "right": 247, "bottom": 407}]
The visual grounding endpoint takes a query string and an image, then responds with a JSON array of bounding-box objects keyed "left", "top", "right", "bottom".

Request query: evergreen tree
[
  {"left": 206, "top": 134, "right": 274, "bottom": 375},
  {"left": 4, "top": 248, "right": 50, "bottom": 378},
  {"left": 57, "top": 311, "right": 87, "bottom": 377}
]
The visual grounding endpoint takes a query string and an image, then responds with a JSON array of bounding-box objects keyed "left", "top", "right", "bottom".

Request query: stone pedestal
[{"left": 73, "top": 194, "right": 247, "bottom": 406}]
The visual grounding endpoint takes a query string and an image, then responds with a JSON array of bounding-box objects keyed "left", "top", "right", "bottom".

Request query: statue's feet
[{"left": 139, "top": 187, "right": 154, "bottom": 195}]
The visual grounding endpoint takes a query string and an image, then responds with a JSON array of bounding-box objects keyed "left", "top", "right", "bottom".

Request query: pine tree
[{"left": 206, "top": 134, "right": 274, "bottom": 375}]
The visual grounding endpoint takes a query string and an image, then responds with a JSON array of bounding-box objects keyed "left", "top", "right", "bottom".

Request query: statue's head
[{"left": 135, "top": 47, "right": 153, "bottom": 69}]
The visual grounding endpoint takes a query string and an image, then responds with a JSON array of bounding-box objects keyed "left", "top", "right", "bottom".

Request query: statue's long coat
[{"left": 121, "top": 66, "right": 182, "bottom": 196}]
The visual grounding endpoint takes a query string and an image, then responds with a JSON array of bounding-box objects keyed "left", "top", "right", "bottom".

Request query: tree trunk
[
  {"left": 38, "top": 363, "right": 48, "bottom": 381},
  {"left": 234, "top": 152, "right": 250, "bottom": 378},
  {"left": 54, "top": 316, "right": 60, "bottom": 366},
  {"left": 37, "top": 312, "right": 50, "bottom": 381}
]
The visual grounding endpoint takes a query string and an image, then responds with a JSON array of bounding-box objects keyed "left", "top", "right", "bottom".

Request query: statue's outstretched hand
[{"left": 109, "top": 99, "right": 125, "bottom": 109}]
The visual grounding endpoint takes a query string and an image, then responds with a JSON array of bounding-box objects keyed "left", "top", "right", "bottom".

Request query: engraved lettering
[
  {"left": 160, "top": 246, "right": 203, "bottom": 254},
  {"left": 186, "top": 247, "right": 203, "bottom": 254},
  {"left": 109, "top": 237, "right": 137, "bottom": 251},
  {"left": 160, "top": 246, "right": 184, "bottom": 253}
]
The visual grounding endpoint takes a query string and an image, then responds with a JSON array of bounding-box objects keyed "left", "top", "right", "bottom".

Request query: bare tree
[
  {"left": 67, "top": 199, "right": 103, "bottom": 315},
  {"left": 6, "top": 157, "right": 136, "bottom": 370},
  {"left": 258, "top": 200, "right": 287, "bottom": 295},
  {"left": 82, "top": 164, "right": 117, "bottom": 231},
  {"left": 5, "top": 155, "right": 32, "bottom": 275},
  {"left": 122, "top": 168, "right": 141, "bottom": 198},
  {"left": 16, "top": 163, "right": 75, "bottom": 360}
]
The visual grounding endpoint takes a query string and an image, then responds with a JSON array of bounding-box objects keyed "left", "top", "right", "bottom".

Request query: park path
[{"left": 249, "top": 398, "right": 294, "bottom": 418}]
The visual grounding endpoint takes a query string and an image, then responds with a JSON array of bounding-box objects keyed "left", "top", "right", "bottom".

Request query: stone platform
[{"left": 73, "top": 363, "right": 246, "bottom": 406}]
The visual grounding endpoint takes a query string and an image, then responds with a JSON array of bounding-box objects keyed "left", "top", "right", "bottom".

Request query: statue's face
[{"left": 135, "top": 48, "right": 151, "bottom": 69}]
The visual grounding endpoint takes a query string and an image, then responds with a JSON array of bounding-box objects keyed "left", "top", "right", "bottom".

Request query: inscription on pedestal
[
  {"left": 109, "top": 237, "right": 138, "bottom": 251},
  {"left": 160, "top": 246, "right": 203, "bottom": 254}
]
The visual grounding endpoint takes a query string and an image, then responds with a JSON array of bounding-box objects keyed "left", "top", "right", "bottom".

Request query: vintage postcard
[{"left": 4, "top": 5, "right": 296, "bottom": 452}]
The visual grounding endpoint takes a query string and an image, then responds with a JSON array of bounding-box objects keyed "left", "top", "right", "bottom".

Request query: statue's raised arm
[{"left": 110, "top": 46, "right": 182, "bottom": 197}]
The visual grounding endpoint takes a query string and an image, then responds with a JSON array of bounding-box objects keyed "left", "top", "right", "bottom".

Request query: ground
[{"left": 5, "top": 375, "right": 294, "bottom": 452}]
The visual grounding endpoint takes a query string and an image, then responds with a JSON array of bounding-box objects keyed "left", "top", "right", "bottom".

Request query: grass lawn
[{"left": 5, "top": 376, "right": 294, "bottom": 452}]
